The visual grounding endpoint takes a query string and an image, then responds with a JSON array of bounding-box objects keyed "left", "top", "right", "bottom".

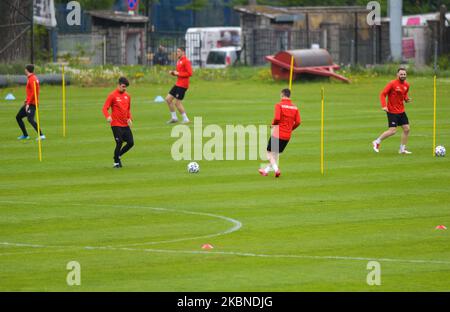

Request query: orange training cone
[{"left": 201, "top": 244, "right": 214, "bottom": 250}]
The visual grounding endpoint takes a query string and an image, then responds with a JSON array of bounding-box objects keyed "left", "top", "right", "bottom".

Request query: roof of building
[
  {"left": 89, "top": 10, "right": 149, "bottom": 23},
  {"left": 234, "top": 5, "right": 370, "bottom": 19}
]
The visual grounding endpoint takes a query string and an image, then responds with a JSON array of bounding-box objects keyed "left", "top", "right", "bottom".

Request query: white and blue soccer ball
[
  {"left": 435, "top": 145, "right": 446, "bottom": 157},
  {"left": 187, "top": 162, "right": 200, "bottom": 173}
]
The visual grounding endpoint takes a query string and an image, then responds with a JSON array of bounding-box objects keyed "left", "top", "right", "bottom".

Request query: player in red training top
[
  {"left": 16, "top": 64, "right": 45, "bottom": 140},
  {"left": 372, "top": 68, "right": 413, "bottom": 154},
  {"left": 259, "top": 88, "right": 301, "bottom": 178},
  {"left": 165, "top": 47, "right": 192, "bottom": 124},
  {"left": 102, "top": 77, "right": 134, "bottom": 168}
]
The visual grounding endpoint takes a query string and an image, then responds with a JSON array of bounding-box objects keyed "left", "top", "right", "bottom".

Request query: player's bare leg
[
  {"left": 379, "top": 127, "right": 397, "bottom": 141},
  {"left": 271, "top": 152, "right": 281, "bottom": 177},
  {"left": 259, "top": 151, "right": 280, "bottom": 177},
  {"left": 399, "top": 124, "right": 411, "bottom": 154},
  {"left": 175, "top": 99, "right": 189, "bottom": 123},
  {"left": 165, "top": 94, "right": 176, "bottom": 112},
  {"left": 373, "top": 127, "right": 396, "bottom": 152},
  {"left": 400, "top": 124, "right": 410, "bottom": 146},
  {"left": 165, "top": 94, "right": 178, "bottom": 123}
]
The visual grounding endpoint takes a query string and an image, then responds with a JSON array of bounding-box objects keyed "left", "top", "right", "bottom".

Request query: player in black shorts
[
  {"left": 169, "top": 85, "right": 187, "bottom": 101},
  {"left": 259, "top": 89, "right": 301, "bottom": 178},
  {"left": 165, "top": 47, "right": 192, "bottom": 124},
  {"left": 386, "top": 112, "right": 409, "bottom": 128},
  {"left": 372, "top": 68, "right": 412, "bottom": 154},
  {"left": 267, "top": 136, "right": 290, "bottom": 154}
]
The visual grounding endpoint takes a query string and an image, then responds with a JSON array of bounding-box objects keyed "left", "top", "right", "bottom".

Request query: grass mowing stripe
[{"left": 1, "top": 76, "right": 449, "bottom": 290}]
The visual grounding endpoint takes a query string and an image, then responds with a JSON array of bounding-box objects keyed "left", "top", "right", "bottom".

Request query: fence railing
[
  {"left": 57, "top": 34, "right": 106, "bottom": 65},
  {"left": 147, "top": 25, "right": 447, "bottom": 68},
  {"left": 242, "top": 27, "right": 382, "bottom": 67},
  {"left": 148, "top": 31, "right": 202, "bottom": 67}
]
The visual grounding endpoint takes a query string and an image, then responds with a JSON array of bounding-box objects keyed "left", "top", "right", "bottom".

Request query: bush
[
  {"left": 337, "top": 63, "right": 450, "bottom": 78},
  {"left": 437, "top": 54, "right": 450, "bottom": 71},
  {"left": 0, "top": 63, "right": 29, "bottom": 75},
  {"left": 3, "top": 62, "right": 450, "bottom": 87}
]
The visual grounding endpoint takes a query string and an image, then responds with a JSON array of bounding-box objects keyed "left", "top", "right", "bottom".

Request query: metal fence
[
  {"left": 242, "top": 29, "right": 323, "bottom": 66},
  {"left": 148, "top": 31, "right": 201, "bottom": 66},
  {"left": 57, "top": 34, "right": 106, "bottom": 65},
  {"left": 148, "top": 25, "right": 447, "bottom": 68},
  {"left": 242, "top": 27, "right": 381, "bottom": 67},
  {"left": 338, "top": 27, "right": 380, "bottom": 66}
]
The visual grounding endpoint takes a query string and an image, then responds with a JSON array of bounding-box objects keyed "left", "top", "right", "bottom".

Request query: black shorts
[
  {"left": 267, "top": 136, "right": 290, "bottom": 153},
  {"left": 111, "top": 126, "right": 134, "bottom": 143},
  {"left": 387, "top": 112, "right": 409, "bottom": 128},
  {"left": 169, "top": 85, "right": 188, "bottom": 100}
]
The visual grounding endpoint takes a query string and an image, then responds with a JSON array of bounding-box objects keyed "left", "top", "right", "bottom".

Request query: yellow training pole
[
  {"left": 321, "top": 87, "right": 325, "bottom": 175},
  {"left": 433, "top": 75, "right": 437, "bottom": 156},
  {"left": 62, "top": 64, "right": 66, "bottom": 137},
  {"left": 289, "top": 55, "right": 294, "bottom": 90},
  {"left": 33, "top": 81, "right": 42, "bottom": 162}
]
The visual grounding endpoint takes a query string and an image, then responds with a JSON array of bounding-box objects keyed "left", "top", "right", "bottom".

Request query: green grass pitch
[{"left": 0, "top": 75, "right": 449, "bottom": 291}]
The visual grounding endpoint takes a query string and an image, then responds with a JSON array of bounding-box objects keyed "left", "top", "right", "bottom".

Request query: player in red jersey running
[
  {"left": 372, "top": 68, "right": 413, "bottom": 154},
  {"left": 16, "top": 64, "right": 45, "bottom": 140},
  {"left": 102, "top": 77, "right": 134, "bottom": 168},
  {"left": 259, "top": 88, "right": 301, "bottom": 178},
  {"left": 165, "top": 47, "right": 192, "bottom": 124}
]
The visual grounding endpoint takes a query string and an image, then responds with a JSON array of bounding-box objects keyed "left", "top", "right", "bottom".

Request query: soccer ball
[
  {"left": 187, "top": 162, "right": 200, "bottom": 173},
  {"left": 435, "top": 145, "right": 446, "bottom": 157}
]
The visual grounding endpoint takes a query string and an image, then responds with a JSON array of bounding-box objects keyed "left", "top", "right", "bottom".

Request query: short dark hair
[
  {"left": 397, "top": 67, "right": 407, "bottom": 73},
  {"left": 25, "top": 64, "right": 34, "bottom": 73},
  {"left": 177, "top": 47, "right": 186, "bottom": 52},
  {"left": 281, "top": 88, "right": 291, "bottom": 98},
  {"left": 118, "top": 77, "right": 129, "bottom": 86}
]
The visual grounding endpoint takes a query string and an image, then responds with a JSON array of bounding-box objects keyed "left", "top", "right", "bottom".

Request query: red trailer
[{"left": 265, "top": 49, "right": 350, "bottom": 83}]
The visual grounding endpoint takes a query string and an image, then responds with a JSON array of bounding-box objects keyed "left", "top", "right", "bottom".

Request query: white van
[
  {"left": 185, "top": 27, "right": 241, "bottom": 67},
  {"left": 205, "top": 47, "right": 241, "bottom": 69}
]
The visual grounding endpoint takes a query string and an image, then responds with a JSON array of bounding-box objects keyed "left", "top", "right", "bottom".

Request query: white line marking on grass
[
  {"left": 1, "top": 201, "right": 450, "bottom": 266},
  {"left": 79, "top": 246, "right": 450, "bottom": 265},
  {"left": 69, "top": 203, "right": 243, "bottom": 248},
  {"left": 0, "top": 200, "right": 242, "bottom": 247},
  {"left": 3, "top": 241, "right": 450, "bottom": 266},
  {"left": 112, "top": 208, "right": 242, "bottom": 247},
  {"left": 0, "top": 242, "right": 49, "bottom": 248},
  {"left": 0, "top": 248, "right": 72, "bottom": 257}
]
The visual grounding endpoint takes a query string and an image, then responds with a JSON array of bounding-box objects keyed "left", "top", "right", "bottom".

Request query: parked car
[
  {"left": 205, "top": 47, "right": 241, "bottom": 69},
  {"left": 185, "top": 27, "right": 241, "bottom": 67}
]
